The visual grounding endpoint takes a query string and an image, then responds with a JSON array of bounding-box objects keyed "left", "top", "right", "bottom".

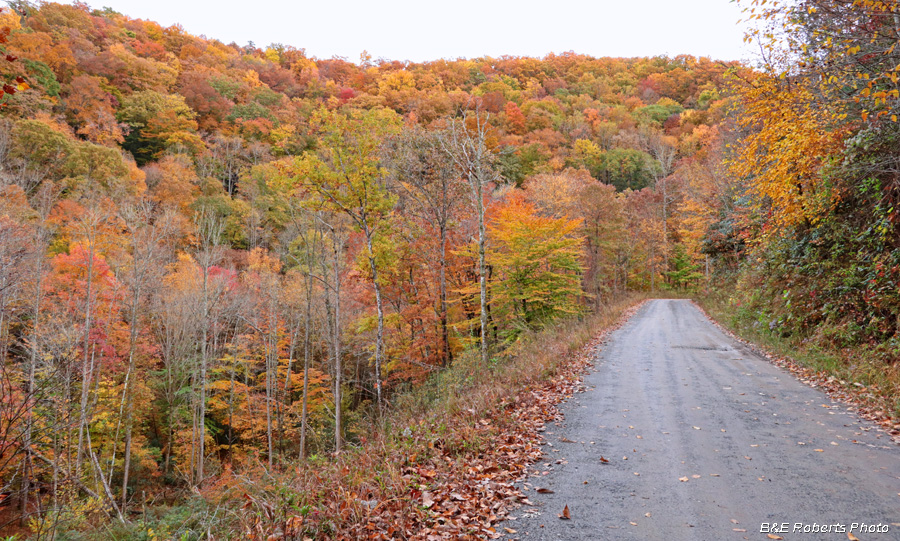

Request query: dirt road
[{"left": 507, "top": 300, "right": 899, "bottom": 540}]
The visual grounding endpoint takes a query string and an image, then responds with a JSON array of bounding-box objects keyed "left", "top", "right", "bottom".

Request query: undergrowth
[{"left": 106, "top": 293, "right": 645, "bottom": 540}]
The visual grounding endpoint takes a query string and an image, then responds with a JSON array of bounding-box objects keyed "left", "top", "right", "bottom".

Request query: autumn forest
[{"left": 0, "top": 0, "right": 897, "bottom": 539}]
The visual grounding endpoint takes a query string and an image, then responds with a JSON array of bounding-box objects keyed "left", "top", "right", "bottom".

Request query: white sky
[{"left": 70, "top": 0, "right": 753, "bottom": 63}]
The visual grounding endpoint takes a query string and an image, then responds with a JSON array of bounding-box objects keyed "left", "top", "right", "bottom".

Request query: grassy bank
[{"left": 104, "top": 293, "right": 645, "bottom": 540}]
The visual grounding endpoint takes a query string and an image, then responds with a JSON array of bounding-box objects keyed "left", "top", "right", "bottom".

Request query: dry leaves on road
[{"left": 698, "top": 305, "right": 900, "bottom": 444}]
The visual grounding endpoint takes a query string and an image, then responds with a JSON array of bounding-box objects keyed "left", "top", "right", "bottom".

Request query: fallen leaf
[
  {"left": 558, "top": 504, "right": 571, "bottom": 520},
  {"left": 733, "top": 528, "right": 747, "bottom": 532},
  {"left": 767, "top": 535, "right": 783, "bottom": 540},
  {"left": 814, "top": 449, "right": 824, "bottom": 452},
  {"left": 730, "top": 519, "right": 739, "bottom": 524},
  {"left": 691, "top": 475, "right": 701, "bottom": 479},
  {"left": 847, "top": 533, "right": 859, "bottom": 540},
  {"left": 600, "top": 456, "right": 609, "bottom": 463},
  {"left": 422, "top": 492, "right": 434, "bottom": 508},
  {"left": 630, "top": 521, "right": 638, "bottom": 526},
  {"left": 644, "top": 512, "right": 651, "bottom": 517},
  {"left": 679, "top": 476, "right": 689, "bottom": 482},
  {"left": 693, "top": 426, "right": 701, "bottom": 430},
  {"left": 504, "top": 527, "right": 517, "bottom": 534},
  {"left": 537, "top": 488, "right": 554, "bottom": 494}
]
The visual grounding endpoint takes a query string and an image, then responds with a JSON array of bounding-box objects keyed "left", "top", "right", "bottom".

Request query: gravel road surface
[{"left": 507, "top": 299, "right": 899, "bottom": 540}]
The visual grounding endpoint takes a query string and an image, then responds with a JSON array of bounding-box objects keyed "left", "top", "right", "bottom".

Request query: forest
[{"left": 0, "top": 0, "right": 897, "bottom": 539}]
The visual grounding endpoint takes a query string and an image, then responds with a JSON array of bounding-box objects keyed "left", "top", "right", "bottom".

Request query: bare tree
[
  {"left": 389, "top": 126, "right": 468, "bottom": 366},
  {"left": 191, "top": 207, "right": 227, "bottom": 487},
  {"left": 438, "top": 109, "right": 500, "bottom": 365},
  {"left": 116, "top": 200, "right": 174, "bottom": 510}
]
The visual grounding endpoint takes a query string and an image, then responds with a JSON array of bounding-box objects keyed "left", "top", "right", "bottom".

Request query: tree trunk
[
  {"left": 76, "top": 241, "right": 96, "bottom": 479},
  {"left": 300, "top": 268, "right": 313, "bottom": 459},
  {"left": 22, "top": 243, "right": 45, "bottom": 525},
  {"left": 331, "top": 237, "right": 342, "bottom": 454},
  {"left": 439, "top": 225, "right": 451, "bottom": 366},
  {"left": 476, "top": 186, "right": 488, "bottom": 365},
  {"left": 196, "top": 266, "right": 209, "bottom": 487},
  {"left": 365, "top": 230, "right": 385, "bottom": 410},
  {"left": 120, "top": 285, "right": 141, "bottom": 510}
]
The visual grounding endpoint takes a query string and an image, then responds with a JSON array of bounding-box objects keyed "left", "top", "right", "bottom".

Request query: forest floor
[{"left": 501, "top": 300, "right": 900, "bottom": 540}]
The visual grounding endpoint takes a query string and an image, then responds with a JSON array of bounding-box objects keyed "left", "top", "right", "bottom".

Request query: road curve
[{"left": 506, "top": 299, "right": 899, "bottom": 540}]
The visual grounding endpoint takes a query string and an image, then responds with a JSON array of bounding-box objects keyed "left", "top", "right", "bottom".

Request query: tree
[
  {"left": 117, "top": 90, "right": 203, "bottom": 165},
  {"left": 116, "top": 200, "right": 174, "bottom": 510},
  {"left": 729, "top": 71, "right": 848, "bottom": 232},
  {"left": 389, "top": 126, "right": 468, "bottom": 366},
  {"left": 665, "top": 243, "right": 702, "bottom": 289},
  {"left": 439, "top": 109, "right": 499, "bottom": 365},
  {"left": 190, "top": 207, "right": 229, "bottom": 487},
  {"left": 64, "top": 75, "right": 124, "bottom": 146},
  {"left": 288, "top": 107, "right": 400, "bottom": 411},
  {"left": 488, "top": 193, "right": 584, "bottom": 341}
]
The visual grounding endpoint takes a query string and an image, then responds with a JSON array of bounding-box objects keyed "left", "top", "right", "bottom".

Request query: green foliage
[
  {"left": 665, "top": 244, "right": 702, "bottom": 290},
  {"left": 10, "top": 118, "right": 74, "bottom": 175},
  {"left": 118, "top": 90, "right": 199, "bottom": 164},
  {"left": 634, "top": 98, "right": 683, "bottom": 126},
  {"left": 23, "top": 59, "right": 61, "bottom": 96},
  {"left": 209, "top": 76, "right": 242, "bottom": 100},
  {"left": 227, "top": 101, "right": 275, "bottom": 123}
]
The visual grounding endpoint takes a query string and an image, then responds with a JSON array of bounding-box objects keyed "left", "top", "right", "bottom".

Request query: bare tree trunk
[
  {"left": 439, "top": 110, "right": 497, "bottom": 365},
  {"left": 279, "top": 321, "right": 295, "bottom": 458},
  {"left": 120, "top": 286, "right": 140, "bottom": 510},
  {"left": 439, "top": 226, "right": 451, "bottom": 366},
  {"left": 22, "top": 241, "right": 45, "bottom": 526},
  {"left": 364, "top": 231, "right": 385, "bottom": 410},
  {"left": 331, "top": 235, "right": 343, "bottom": 454},
  {"left": 300, "top": 268, "right": 313, "bottom": 459},
  {"left": 475, "top": 189, "right": 488, "bottom": 365},
  {"left": 196, "top": 270, "right": 209, "bottom": 487},
  {"left": 76, "top": 238, "right": 96, "bottom": 479},
  {"left": 264, "top": 301, "right": 276, "bottom": 468}
]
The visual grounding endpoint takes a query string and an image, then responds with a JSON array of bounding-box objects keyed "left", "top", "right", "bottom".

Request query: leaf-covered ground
[{"left": 350, "top": 303, "right": 646, "bottom": 540}]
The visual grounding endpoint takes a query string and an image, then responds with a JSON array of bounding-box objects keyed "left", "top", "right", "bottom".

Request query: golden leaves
[{"left": 729, "top": 72, "right": 848, "bottom": 233}]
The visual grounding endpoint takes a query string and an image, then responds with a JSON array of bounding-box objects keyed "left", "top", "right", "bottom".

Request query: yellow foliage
[
  {"left": 0, "top": 7, "right": 22, "bottom": 31},
  {"left": 729, "top": 71, "right": 849, "bottom": 232}
]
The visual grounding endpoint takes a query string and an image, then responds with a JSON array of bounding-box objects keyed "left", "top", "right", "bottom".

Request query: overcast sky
[{"left": 69, "top": 0, "right": 752, "bottom": 63}]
